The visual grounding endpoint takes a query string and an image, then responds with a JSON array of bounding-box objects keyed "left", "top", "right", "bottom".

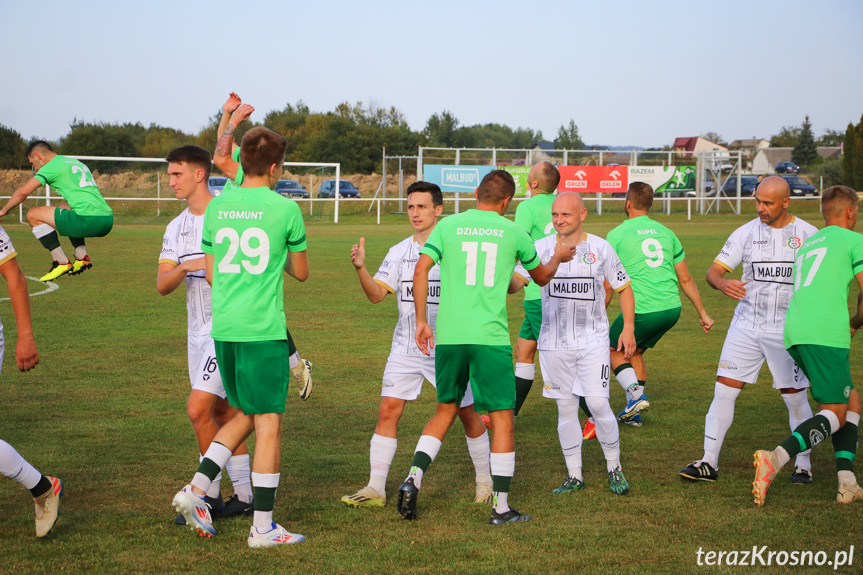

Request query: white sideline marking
[{"left": 0, "top": 277, "right": 59, "bottom": 302}]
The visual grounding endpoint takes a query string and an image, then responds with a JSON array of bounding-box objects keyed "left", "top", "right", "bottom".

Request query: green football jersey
[
  {"left": 421, "top": 209, "right": 539, "bottom": 346},
  {"left": 34, "top": 156, "right": 113, "bottom": 216},
  {"left": 514, "top": 192, "right": 555, "bottom": 301},
  {"left": 201, "top": 186, "right": 307, "bottom": 342},
  {"left": 606, "top": 215, "right": 685, "bottom": 313},
  {"left": 784, "top": 226, "right": 863, "bottom": 350}
]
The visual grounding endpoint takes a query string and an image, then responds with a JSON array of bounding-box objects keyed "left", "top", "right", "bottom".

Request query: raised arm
[
  {"left": 706, "top": 262, "right": 747, "bottom": 300},
  {"left": 675, "top": 258, "right": 714, "bottom": 334},
  {"left": 214, "top": 101, "right": 254, "bottom": 180},
  {"left": 413, "top": 254, "right": 434, "bottom": 355},
  {"left": 0, "top": 257, "right": 38, "bottom": 371},
  {"left": 0, "top": 178, "right": 42, "bottom": 219},
  {"left": 351, "top": 237, "right": 388, "bottom": 303}
]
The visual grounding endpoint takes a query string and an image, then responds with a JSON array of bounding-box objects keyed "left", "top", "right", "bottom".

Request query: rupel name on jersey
[
  {"left": 400, "top": 280, "right": 442, "bottom": 304},
  {"left": 456, "top": 227, "right": 504, "bottom": 237},
  {"left": 750, "top": 261, "right": 794, "bottom": 284},
  {"left": 549, "top": 277, "right": 595, "bottom": 301}
]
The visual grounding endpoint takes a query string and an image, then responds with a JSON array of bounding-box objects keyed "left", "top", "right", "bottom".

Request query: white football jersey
[
  {"left": 714, "top": 216, "right": 818, "bottom": 334},
  {"left": 0, "top": 225, "right": 18, "bottom": 335},
  {"left": 374, "top": 236, "right": 441, "bottom": 357},
  {"left": 159, "top": 209, "right": 213, "bottom": 336},
  {"left": 517, "top": 233, "right": 630, "bottom": 351}
]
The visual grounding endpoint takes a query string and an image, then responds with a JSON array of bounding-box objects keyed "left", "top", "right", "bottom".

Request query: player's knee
[
  {"left": 25, "top": 209, "right": 42, "bottom": 227},
  {"left": 212, "top": 398, "right": 236, "bottom": 424},
  {"left": 378, "top": 398, "right": 405, "bottom": 424},
  {"left": 186, "top": 396, "right": 215, "bottom": 426},
  {"left": 585, "top": 396, "right": 614, "bottom": 420}
]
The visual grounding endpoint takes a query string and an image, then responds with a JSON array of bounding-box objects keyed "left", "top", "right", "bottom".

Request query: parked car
[
  {"left": 781, "top": 175, "right": 817, "bottom": 196},
  {"left": 318, "top": 180, "right": 361, "bottom": 198},
  {"left": 720, "top": 176, "right": 759, "bottom": 197},
  {"left": 275, "top": 179, "right": 309, "bottom": 199},
  {"left": 775, "top": 161, "right": 800, "bottom": 174},
  {"left": 208, "top": 176, "right": 228, "bottom": 196}
]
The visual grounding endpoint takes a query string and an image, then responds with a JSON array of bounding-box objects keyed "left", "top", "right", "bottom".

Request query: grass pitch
[{"left": 0, "top": 201, "right": 861, "bottom": 574}]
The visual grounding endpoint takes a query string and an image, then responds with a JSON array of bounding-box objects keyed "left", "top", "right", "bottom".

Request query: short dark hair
[
  {"left": 534, "top": 161, "right": 560, "bottom": 192},
  {"left": 477, "top": 170, "right": 515, "bottom": 204},
  {"left": 239, "top": 127, "right": 287, "bottom": 178},
  {"left": 821, "top": 185, "right": 859, "bottom": 219},
  {"left": 165, "top": 145, "right": 212, "bottom": 179},
  {"left": 26, "top": 140, "right": 53, "bottom": 156},
  {"left": 626, "top": 181, "right": 654, "bottom": 211},
  {"left": 406, "top": 181, "right": 443, "bottom": 207}
]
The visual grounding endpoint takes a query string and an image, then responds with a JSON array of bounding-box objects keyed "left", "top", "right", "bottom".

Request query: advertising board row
[{"left": 423, "top": 164, "right": 698, "bottom": 197}]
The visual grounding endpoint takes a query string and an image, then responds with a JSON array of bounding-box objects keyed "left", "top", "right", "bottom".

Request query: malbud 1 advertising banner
[
  {"left": 422, "top": 165, "right": 494, "bottom": 193},
  {"left": 558, "top": 166, "right": 627, "bottom": 193},
  {"left": 501, "top": 166, "right": 531, "bottom": 197},
  {"left": 627, "top": 166, "right": 696, "bottom": 193}
]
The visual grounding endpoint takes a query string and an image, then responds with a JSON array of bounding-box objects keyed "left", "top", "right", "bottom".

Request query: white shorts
[
  {"left": 188, "top": 333, "right": 226, "bottom": 398},
  {"left": 539, "top": 346, "right": 611, "bottom": 399},
  {"left": 717, "top": 325, "right": 809, "bottom": 389},
  {"left": 382, "top": 353, "right": 474, "bottom": 408}
]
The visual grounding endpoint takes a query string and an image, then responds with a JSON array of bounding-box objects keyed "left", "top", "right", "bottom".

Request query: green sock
[
  {"left": 37, "top": 231, "right": 61, "bottom": 252},
  {"left": 411, "top": 451, "right": 432, "bottom": 472},
  {"left": 286, "top": 327, "right": 297, "bottom": 356},
  {"left": 832, "top": 421, "right": 858, "bottom": 473},
  {"left": 253, "top": 487, "right": 277, "bottom": 511},
  {"left": 69, "top": 236, "right": 85, "bottom": 248},
  {"left": 197, "top": 457, "right": 222, "bottom": 481},
  {"left": 779, "top": 414, "right": 834, "bottom": 457},
  {"left": 579, "top": 396, "right": 593, "bottom": 419},
  {"left": 492, "top": 474, "right": 512, "bottom": 492},
  {"left": 638, "top": 379, "right": 646, "bottom": 388},
  {"left": 514, "top": 377, "right": 533, "bottom": 416}
]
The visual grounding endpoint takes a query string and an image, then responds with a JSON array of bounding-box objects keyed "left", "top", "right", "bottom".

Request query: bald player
[
  {"left": 679, "top": 176, "right": 817, "bottom": 483},
  {"left": 512, "top": 162, "right": 559, "bottom": 416},
  {"left": 753, "top": 186, "right": 863, "bottom": 506},
  {"left": 511, "top": 192, "right": 635, "bottom": 495}
]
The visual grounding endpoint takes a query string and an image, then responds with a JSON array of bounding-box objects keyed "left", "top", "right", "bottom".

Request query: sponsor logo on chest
[
  {"left": 549, "top": 277, "right": 595, "bottom": 301},
  {"left": 400, "top": 280, "right": 441, "bottom": 304},
  {"left": 750, "top": 261, "right": 794, "bottom": 285}
]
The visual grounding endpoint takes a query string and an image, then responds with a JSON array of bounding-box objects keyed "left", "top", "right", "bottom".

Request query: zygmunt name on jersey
[{"left": 218, "top": 210, "right": 264, "bottom": 220}]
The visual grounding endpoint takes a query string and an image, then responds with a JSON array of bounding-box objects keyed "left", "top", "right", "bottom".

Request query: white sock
[
  {"left": 838, "top": 470, "right": 857, "bottom": 485},
  {"left": 782, "top": 391, "right": 813, "bottom": 470},
  {"left": 289, "top": 351, "right": 300, "bottom": 370},
  {"left": 369, "top": 434, "right": 397, "bottom": 493},
  {"left": 585, "top": 396, "right": 621, "bottom": 472},
  {"left": 74, "top": 245, "right": 87, "bottom": 260},
  {"left": 251, "top": 472, "right": 280, "bottom": 530},
  {"left": 192, "top": 442, "right": 232, "bottom": 494},
  {"left": 515, "top": 362, "right": 535, "bottom": 380},
  {"left": 50, "top": 247, "right": 69, "bottom": 264},
  {"left": 226, "top": 454, "right": 253, "bottom": 503},
  {"left": 775, "top": 446, "right": 791, "bottom": 468},
  {"left": 626, "top": 384, "right": 644, "bottom": 402},
  {"left": 702, "top": 383, "right": 741, "bottom": 468},
  {"left": 31, "top": 223, "right": 54, "bottom": 239},
  {"left": 0, "top": 440, "right": 42, "bottom": 489},
  {"left": 556, "top": 398, "right": 583, "bottom": 479},
  {"left": 489, "top": 451, "right": 515, "bottom": 513},
  {"left": 408, "top": 435, "right": 442, "bottom": 489},
  {"left": 465, "top": 431, "right": 491, "bottom": 483},
  {"left": 615, "top": 366, "right": 638, "bottom": 394}
]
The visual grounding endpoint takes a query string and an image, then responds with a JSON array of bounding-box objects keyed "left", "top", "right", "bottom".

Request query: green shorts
[
  {"left": 518, "top": 299, "right": 542, "bottom": 341},
  {"left": 214, "top": 338, "right": 292, "bottom": 415},
  {"left": 54, "top": 209, "right": 113, "bottom": 238},
  {"left": 609, "top": 307, "right": 681, "bottom": 350},
  {"left": 787, "top": 344, "right": 854, "bottom": 405},
  {"left": 435, "top": 344, "right": 514, "bottom": 412}
]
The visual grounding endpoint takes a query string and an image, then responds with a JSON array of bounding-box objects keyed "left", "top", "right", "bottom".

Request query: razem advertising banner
[
  {"left": 423, "top": 165, "right": 494, "bottom": 193},
  {"left": 501, "top": 166, "right": 531, "bottom": 197},
  {"left": 558, "top": 166, "right": 627, "bottom": 193},
  {"left": 628, "top": 166, "right": 696, "bottom": 193}
]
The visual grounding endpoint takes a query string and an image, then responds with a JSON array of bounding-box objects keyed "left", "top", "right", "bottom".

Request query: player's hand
[
  {"left": 699, "top": 313, "right": 715, "bottom": 335},
  {"left": 15, "top": 335, "right": 38, "bottom": 371},
  {"left": 223, "top": 92, "right": 241, "bottom": 113},
  {"left": 720, "top": 279, "right": 747, "bottom": 300},
  {"left": 554, "top": 239, "right": 577, "bottom": 263},
  {"left": 415, "top": 321, "right": 434, "bottom": 356},
  {"left": 617, "top": 326, "right": 636, "bottom": 361},
  {"left": 351, "top": 237, "right": 366, "bottom": 269},
  {"left": 851, "top": 326, "right": 857, "bottom": 339},
  {"left": 183, "top": 257, "right": 206, "bottom": 272},
  {"left": 231, "top": 104, "right": 255, "bottom": 125}
]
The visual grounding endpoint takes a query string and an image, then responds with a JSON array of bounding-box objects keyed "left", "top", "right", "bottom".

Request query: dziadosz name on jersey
[{"left": 456, "top": 227, "right": 504, "bottom": 237}]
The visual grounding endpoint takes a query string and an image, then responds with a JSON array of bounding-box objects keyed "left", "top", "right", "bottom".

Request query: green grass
[{"left": 0, "top": 203, "right": 860, "bottom": 574}]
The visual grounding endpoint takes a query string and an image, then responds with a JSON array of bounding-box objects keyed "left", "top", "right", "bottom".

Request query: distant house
[
  {"left": 752, "top": 147, "right": 844, "bottom": 174},
  {"left": 673, "top": 137, "right": 728, "bottom": 158},
  {"left": 728, "top": 138, "right": 770, "bottom": 150},
  {"left": 532, "top": 140, "right": 557, "bottom": 163}
]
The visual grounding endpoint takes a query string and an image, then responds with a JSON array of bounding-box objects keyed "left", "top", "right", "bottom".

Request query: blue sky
[{"left": 1, "top": 0, "right": 861, "bottom": 148}]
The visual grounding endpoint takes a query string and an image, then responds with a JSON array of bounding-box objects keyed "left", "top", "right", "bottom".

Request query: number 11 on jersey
[{"left": 462, "top": 241, "right": 497, "bottom": 287}]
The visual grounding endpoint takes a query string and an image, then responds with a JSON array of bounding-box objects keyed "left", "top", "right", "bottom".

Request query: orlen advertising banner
[
  {"left": 423, "top": 165, "right": 494, "bottom": 193},
  {"left": 628, "top": 166, "right": 696, "bottom": 193},
  {"left": 501, "top": 166, "right": 531, "bottom": 197},
  {"left": 558, "top": 166, "right": 627, "bottom": 193}
]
